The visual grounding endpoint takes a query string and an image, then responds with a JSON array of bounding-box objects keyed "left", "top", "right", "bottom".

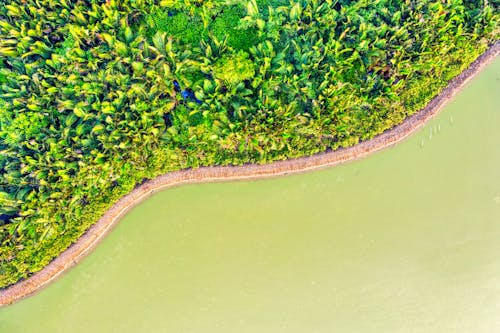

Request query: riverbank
[{"left": 1, "top": 41, "right": 498, "bottom": 306}]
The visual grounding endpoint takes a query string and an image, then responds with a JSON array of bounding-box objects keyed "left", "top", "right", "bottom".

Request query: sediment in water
[{"left": 1, "top": 41, "right": 499, "bottom": 306}]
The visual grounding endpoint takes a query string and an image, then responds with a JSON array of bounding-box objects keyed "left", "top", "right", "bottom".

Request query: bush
[{"left": 213, "top": 51, "right": 255, "bottom": 85}]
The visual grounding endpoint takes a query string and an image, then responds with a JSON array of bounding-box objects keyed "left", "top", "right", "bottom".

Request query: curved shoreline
[{"left": 1, "top": 41, "right": 499, "bottom": 306}]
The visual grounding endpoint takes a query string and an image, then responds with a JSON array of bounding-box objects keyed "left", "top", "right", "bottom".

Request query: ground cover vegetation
[{"left": 0, "top": 0, "right": 498, "bottom": 287}]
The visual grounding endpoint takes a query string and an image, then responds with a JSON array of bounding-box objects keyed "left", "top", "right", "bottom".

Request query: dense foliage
[{"left": 0, "top": 0, "right": 498, "bottom": 287}]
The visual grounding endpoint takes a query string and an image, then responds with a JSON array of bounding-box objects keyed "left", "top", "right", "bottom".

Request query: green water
[{"left": 1, "top": 58, "right": 499, "bottom": 332}]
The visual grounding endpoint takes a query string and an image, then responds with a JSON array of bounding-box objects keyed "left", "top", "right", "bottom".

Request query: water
[{"left": 1, "top": 57, "right": 499, "bottom": 332}]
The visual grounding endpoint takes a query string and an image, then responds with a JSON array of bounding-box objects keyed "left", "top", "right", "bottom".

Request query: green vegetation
[
  {"left": 213, "top": 51, "right": 256, "bottom": 85},
  {"left": 0, "top": 0, "right": 498, "bottom": 288}
]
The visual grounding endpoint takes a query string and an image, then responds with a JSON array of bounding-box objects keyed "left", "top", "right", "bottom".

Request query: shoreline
[{"left": 1, "top": 41, "right": 498, "bottom": 306}]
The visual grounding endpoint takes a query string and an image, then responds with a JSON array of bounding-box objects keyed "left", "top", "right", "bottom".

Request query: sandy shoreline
[{"left": 1, "top": 41, "right": 498, "bottom": 306}]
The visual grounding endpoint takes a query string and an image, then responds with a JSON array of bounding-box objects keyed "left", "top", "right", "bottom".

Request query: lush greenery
[{"left": 0, "top": 0, "right": 498, "bottom": 288}]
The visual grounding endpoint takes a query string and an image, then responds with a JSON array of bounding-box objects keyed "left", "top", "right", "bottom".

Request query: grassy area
[{"left": 0, "top": 0, "right": 498, "bottom": 288}]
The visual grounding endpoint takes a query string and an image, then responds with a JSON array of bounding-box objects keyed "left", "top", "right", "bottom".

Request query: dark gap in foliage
[{"left": 134, "top": 177, "right": 150, "bottom": 189}]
